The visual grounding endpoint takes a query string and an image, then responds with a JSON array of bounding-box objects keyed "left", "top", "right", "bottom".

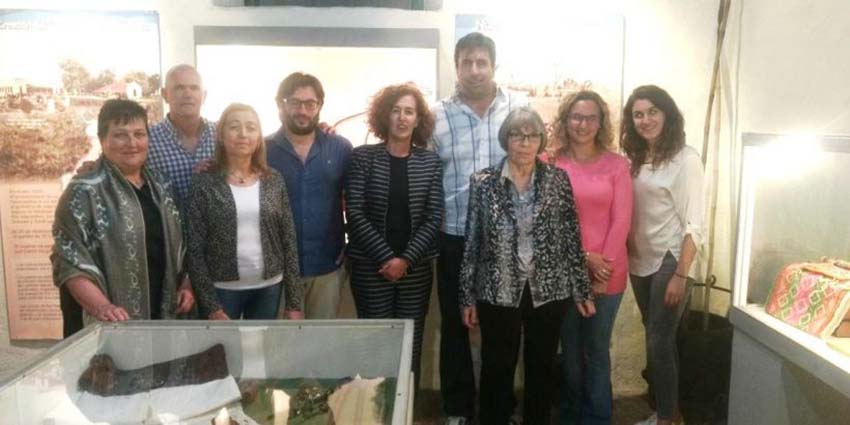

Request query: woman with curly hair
[
  {"left": 345, "top": 83, "right": 443, "bottom": 391},
  {"left": 543, "top": 90, "right": 632, "bottom": 425},
  {"left": 621, "top": 85, "right": 704, "bottom": 425}
]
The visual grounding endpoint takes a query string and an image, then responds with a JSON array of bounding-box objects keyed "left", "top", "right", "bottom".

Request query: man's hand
[
  {"left": 92, "top": 303, "right": 130, "bottom": 322},
  {"left": 462, "top": 305, "right": 478, "bottom": 329},
  {"left": 174, "top": 276, "right": 195, "bottom": 314},
  {"left": 75, "top": 160, "right": 96, "bottom": 176},
  {"left": 318, "top": 122, "right": 337, "bottom": 135},
  {"left": 193, "top": 158, "right": 214, "bottom": 174},
  {"left": 208, "top": 309, "right": 230, "bottom": 320},
  {"left": 379, "top": 258, "right": 408, "bottom": 282}
]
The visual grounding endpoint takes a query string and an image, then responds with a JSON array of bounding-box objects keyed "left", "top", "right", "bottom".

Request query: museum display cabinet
[
  {"left": 0, "top": 320, "right": 414, "bottom": 424},
  {"left": 728, "top": 133, "right": 850, "bottom": 425}
]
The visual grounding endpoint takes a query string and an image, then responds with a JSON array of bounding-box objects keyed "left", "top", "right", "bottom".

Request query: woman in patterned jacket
[
  {"left": 187, "top": 103, "right": 301, "bottom": 321},
  {"left": 459, "top": 106, "right": 594, "bottom": 425},
  {"left": 52, "top": 99, "right": 193, "bottom": 336},
  {"left": 345, "top": 83, "right": 443, "bottom": 392}
]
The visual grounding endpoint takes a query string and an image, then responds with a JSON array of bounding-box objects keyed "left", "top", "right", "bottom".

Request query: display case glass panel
[
  {"left": 0, "top": 320, "right": 413, "bottom": 424},
  {"left": 733, "top": 133, "right": 850, "bottom": 307},
  {"left": 732, "top": 133, "right": 850, "bottom": 392}
]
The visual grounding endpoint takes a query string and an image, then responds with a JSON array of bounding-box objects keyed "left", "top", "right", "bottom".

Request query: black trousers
[
  {"left": 477, "top": 285, "right": 568, "bottom": 425},
  {"left": 437, "top": 232, "right": 476, "bottom": 418}
]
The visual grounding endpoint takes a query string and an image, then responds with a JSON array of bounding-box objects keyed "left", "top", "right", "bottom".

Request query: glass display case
[
  {"left": 0, "top": 320, "right": 414, "bottom": 424},
  {"left": 729, "top": 132, "right": 850, "bottom": 424}
]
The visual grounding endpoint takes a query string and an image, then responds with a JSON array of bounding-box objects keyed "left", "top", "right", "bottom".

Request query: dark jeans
[
  {"left": 560, "top": 292, "right": 624, "bottom": 425},
  {"left": 478, "top": 285, "right": 568, "bottom": 425},
  {"left": 630, "top": 251, "right": 692, "bottom": 421},
  {"left": 437, "top": 232, "right": 476, "bottom": 418},
  {"left": 215, "top": 283, "right": 282, "bottom": 320}
]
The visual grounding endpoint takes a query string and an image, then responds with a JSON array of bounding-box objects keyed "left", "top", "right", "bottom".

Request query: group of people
[{"left": 50, "top": 31, "right": 703, "bottom": 425}]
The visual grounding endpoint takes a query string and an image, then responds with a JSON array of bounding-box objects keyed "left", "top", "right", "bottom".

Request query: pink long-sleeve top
[{"left": 543, "top": 151, "right": 634, "bottom": 294}]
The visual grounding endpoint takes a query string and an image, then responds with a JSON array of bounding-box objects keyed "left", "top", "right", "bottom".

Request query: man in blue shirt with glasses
[{"left": 266, "top": 72, "right": 353, "bottom": 319}]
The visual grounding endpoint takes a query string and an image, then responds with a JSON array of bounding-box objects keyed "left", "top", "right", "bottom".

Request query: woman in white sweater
[{"left": 620, "top": 85, "right": 704, "bottom": 425}]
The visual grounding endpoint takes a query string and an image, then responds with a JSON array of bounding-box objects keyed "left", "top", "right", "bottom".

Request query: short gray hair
[
  {"left": 163, "top": 64, "right": 202, "bottom": 89},
  {"left": 498, "top": 106, "right": 548, "bottom": 154}
]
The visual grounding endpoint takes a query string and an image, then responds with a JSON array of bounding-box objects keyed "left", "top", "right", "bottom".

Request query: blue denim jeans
[
  {"left": 215, "top": 283, "right": 282, "bottom": 320},
  {"left": 560, "top": 292, "right": 624, "bottom": 425}
]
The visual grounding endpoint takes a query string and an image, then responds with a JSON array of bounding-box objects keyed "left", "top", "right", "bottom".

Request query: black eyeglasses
[
  {"left": 569, "top": 113, "right": 599, "bottom": 125},
  {"left": 508, "top": 131, "right": 542, "bottom": 144},
  {"left": 284, "top": 98, "right": 320, "bottom": 111}
]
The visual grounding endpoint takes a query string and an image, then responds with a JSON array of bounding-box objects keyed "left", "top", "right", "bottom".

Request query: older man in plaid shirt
[{"left": 147, "top": 64, "right": 216, "bottom": 211}]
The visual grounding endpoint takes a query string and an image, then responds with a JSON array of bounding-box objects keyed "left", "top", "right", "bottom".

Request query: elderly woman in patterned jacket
[
  {"left": 459, "top": 106, "right": 595, "bottom": 425},
  {"left": 51, "top": 99, "right": 193, "bottom": 337},
  {"left": 345, "top": 83, "right": 443, "bottom": 393},
  {"left": 187, "top": 103, "right": 302, "bottom": 321}
]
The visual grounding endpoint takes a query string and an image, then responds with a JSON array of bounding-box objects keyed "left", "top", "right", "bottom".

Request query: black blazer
[{"left": 345, "top": 143, "right": 444, "bottom": 267}]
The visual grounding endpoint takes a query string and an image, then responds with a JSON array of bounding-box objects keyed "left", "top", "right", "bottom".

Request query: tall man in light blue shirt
[{"left": 430, "top": 32, "right": 528, "bottom": 424}]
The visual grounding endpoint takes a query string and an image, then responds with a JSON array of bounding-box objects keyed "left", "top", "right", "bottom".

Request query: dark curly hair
[
  {"left": 620, "top": 85, "right": 685, "bottom": 176},
  {"left": 367, "top": 83, "right": 435, "bottom": 148},
  {"left": 552, "top": 90, "right": 615, "bottom": 158}
]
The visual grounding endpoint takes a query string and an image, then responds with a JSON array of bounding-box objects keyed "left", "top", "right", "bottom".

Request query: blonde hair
[
  {"left": 552, "top": 90, "right": 615, "bottom": 159},
  {"left": 213, "top": 103, "right": 270, "bottom": 176}
]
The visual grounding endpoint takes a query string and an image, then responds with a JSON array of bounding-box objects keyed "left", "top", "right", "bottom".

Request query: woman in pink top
[{"left": 542, "top": 90, "right": 633, "bottom": 425}]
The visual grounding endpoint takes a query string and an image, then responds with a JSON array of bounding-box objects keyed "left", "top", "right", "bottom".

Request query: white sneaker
[
  {"left": 444, "top": 416, "right": 469, "bottom": 425},
  {"left": 634, "top": 412, "right": 658, "bottom": 425}
]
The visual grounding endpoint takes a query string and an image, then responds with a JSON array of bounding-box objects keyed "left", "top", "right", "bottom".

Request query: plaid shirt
[
  {"left": 147, "top": 115, "right": 216, "bottom": 210},
  {"left": 430, "top": 87, "right": 528, "bottom": 236}
]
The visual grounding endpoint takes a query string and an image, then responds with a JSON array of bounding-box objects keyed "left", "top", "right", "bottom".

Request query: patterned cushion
[{"left": 765, "top": 261, "right": 850, "bottom": 338}]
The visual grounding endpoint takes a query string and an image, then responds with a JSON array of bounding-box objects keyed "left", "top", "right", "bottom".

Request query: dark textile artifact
[{"left": 78, "top": 343, "right": 229, "bottom": 396}]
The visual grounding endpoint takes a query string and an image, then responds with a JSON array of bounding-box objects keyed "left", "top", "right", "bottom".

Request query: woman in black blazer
[{"left": 345, "top": 83, "right": 443, "bottom": 391}]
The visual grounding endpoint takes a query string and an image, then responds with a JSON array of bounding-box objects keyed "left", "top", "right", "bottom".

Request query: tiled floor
[
  {"left": 414, "top": 390, "right": 664, "bottom": 425},
  {"left": 410, "top": 389, "right": 721, "bottom": 425}
]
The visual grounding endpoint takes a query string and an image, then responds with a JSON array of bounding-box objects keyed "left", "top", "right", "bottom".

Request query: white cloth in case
[{"left": 43, "top": 375, "right": 241, "bottom": 424}]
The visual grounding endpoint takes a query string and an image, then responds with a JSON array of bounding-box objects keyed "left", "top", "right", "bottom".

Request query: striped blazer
[{"left": 345, "top": 143, "right": 444, "bottom": 267}]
